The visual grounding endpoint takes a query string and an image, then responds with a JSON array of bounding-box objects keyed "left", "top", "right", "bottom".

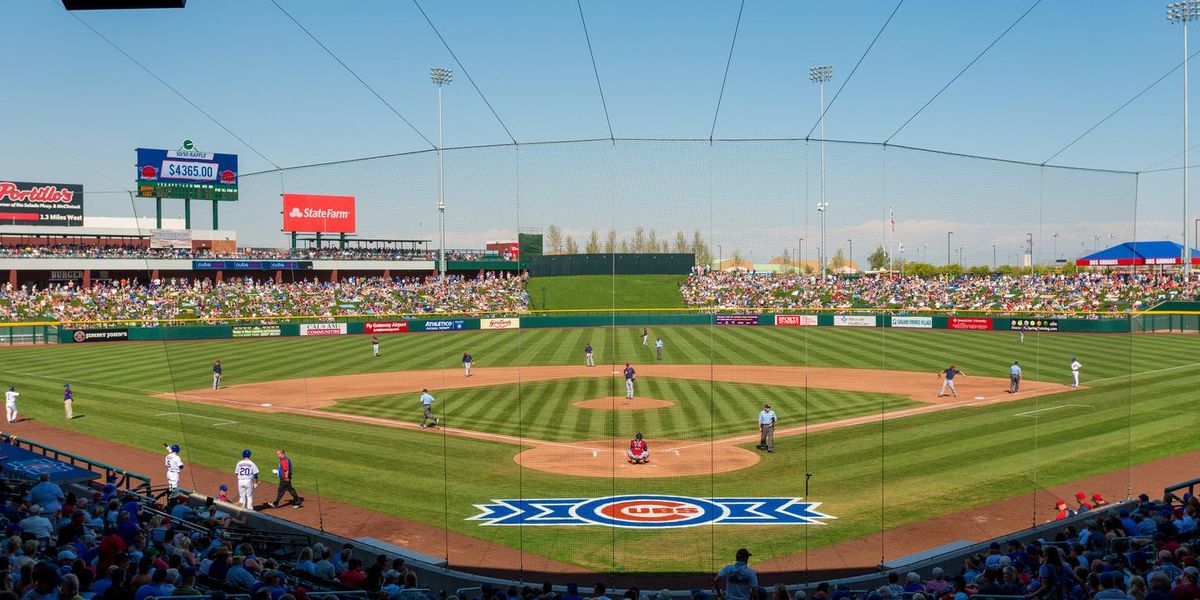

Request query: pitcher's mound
[
  {"left": 573, "top": 397, "right": 674, "bottom": 410},
  {"left": 515, "top": 439, "right": 760, "bottom": 478}
]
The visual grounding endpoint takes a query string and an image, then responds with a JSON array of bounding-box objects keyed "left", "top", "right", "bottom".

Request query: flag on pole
[
  {"left": 899, "top": 242, "right": 905, "bottom": 253},
  {"left": 889, "top": 208, "right": 895, "bottom": 233}
]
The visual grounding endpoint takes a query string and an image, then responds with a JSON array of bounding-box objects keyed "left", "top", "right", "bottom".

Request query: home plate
[
  {"left": 260, "top": 403, "right": 273, "bottom": 407},
  {"left": 974, "top": 396, "right": 985, "bottom": 400}
]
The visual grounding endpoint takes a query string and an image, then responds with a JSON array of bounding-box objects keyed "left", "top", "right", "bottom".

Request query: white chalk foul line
[
  {"left": 1014, "top": 404, "right": 1091, "bottom": 417},
  {"left": 154, "top": 412, "right": 238, "bottom": 426}
]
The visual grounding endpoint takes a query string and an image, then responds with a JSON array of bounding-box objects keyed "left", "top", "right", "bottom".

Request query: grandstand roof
[{"left": 1076, "top": 240, "right": 1200, "bottom": 266}]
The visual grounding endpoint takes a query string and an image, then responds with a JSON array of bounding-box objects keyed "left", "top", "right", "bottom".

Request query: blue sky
[{"left": 0, "top": 0, "right": 1196, "bottom": 264}]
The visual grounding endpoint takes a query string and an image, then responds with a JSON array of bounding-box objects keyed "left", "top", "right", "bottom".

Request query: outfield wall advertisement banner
[
  {"left": 299, "top": 323, "right": 347, "bottom": 336},
  {"left": 364, "top": 321, "right": 409, "bottom": 334},
  {"left": 775, "top": 315, "right": 818, "bottom": 326},
  {"left": 716, "top": 315, "right": 759, "bottom": 326},
  {"left": 136, "top": 147, "right": 238, "bottom": 201},
  {"left": 0, "top": 181, "right": 84, "bottom": 227},
  {"left": 70, "top": 329, "right": 129, "bottom": 343},
  {"left": 891, "top": 316, "right": 934, "bottom": 328},
  {"left": 232, "top": 326, "right": 282, "bottom": 338},
  {"left": 1011, "top": 318, "right": 1059, "bottom": 332},
  {"left": 833, "top": 315, "right": 877, "bottom": 327},
  {"left": 282, "top": 194, "right": 356, "bottom": 233},
  {"left": 948, "top": 317, "right": 993, "bottom": 330},
  {"left": 423, "top": 320, "right": 466, "bottom": 332},
  {"left": 192, "top": 260, "right": 313, "bottom": 270},
  {"left": 481, "top": 318, "right": 520, "bottom": 330}
]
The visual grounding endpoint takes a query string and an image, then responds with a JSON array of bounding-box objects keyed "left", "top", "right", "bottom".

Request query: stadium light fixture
[
  {"left": 1167, "top": 1, "right": 1200, "bottom": 276},
  {"left": 431, "top": 67, "right": 453, "bottom": 277},
  {"left": 810, "top": 65, "right": 833, "bottom": 278},
  {"left": 946, "top": 231, "right": 953, "bottom": 266}
]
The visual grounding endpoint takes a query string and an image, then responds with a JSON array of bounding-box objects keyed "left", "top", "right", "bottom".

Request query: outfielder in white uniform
[
  {"left": 235, "top": 449, "right": 259, "bottom": 510},
  {"left": 1070, "top": 356, "right": 1082, "bottom": 388},
  {"left": 164, "top": 444, "right": 184, "bottom": 491},
  {"left": 4, "top": 387, "right": 18, "bottom": 423}
]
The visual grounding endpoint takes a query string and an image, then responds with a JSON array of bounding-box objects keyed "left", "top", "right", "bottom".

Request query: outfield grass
[
  {"left": 325, "top": 376, "right": 920, "bottom": 441},
  {"left": 525, "top": 275, "right": 686, "bottom": 310},
  {"left": 0, "top": 327, "right": 1196, "bottom": 572}
]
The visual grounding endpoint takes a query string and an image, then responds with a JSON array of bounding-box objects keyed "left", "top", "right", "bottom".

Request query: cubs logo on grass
[{"left": 469, "top": 495, "right": 835, "bottom": 528}]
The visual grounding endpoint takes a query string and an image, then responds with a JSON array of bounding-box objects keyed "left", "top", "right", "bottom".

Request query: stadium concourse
[{"left": 8, "top": 419, "right": 1200, "bottom": 600}]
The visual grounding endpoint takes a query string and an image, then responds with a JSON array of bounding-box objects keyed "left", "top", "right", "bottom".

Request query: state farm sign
[{"left": 282, "top": 194, "right": 356, "bottom": 233}]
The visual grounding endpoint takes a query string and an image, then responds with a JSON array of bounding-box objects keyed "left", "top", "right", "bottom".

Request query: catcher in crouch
[{"left": 627, "top": 432, "right": 650, "bottom": 464}]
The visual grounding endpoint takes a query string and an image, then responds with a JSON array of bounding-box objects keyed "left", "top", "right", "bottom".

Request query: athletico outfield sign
[{"left": 470, "top": 495, "right": 835, "bottom": 528}]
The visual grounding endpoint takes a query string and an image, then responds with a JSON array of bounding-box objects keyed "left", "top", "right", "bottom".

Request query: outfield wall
[{"left": 52, "top": 313, "right": 1135, "bottom": 343}]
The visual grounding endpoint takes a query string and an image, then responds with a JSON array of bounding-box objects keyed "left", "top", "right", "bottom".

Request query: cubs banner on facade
[
  {"left": 891, "top": 316, "right": 933, "bottom": 328},
  {"left": 282, "top": 194, "right": 356, "bottom": 233},
  {"left": 480, "top": 318, "right": 520, "bottom": 330},
  {"left": 0, "top": 181, "right": 84, "bottom": 226},
  {"left": 775, "top": 314, "right": 818, "bottom": 326},
  {"left": 469, "top": 495, "right": 835, "bottom": 528},
  {"left": 299, "top": 323, "right": 347, "bottom": 336},
  {"left": 833, "top": 315, "right": 877, "bottom": 327}
]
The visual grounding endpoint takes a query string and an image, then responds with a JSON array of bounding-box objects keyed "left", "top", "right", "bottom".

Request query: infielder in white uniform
[
  {"left": 1070, "top": 356, "right": 1082, "bottom": 388},
  {"left": 4, "top": 387, "right": 18, "bottom": 423},
  {"left": 163, "top": 443, "right": 184, "bottom": 491},
  {"left": 235, "top": 449, "right": 259, "bottom": 510}
]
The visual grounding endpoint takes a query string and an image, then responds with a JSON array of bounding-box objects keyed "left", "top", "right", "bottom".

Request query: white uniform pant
[
  {"left": 1072, "top": 371, "right": 1079, "bottom": 387},
  {"left": 5, "top": 402, "right": 16, "bottom": 423},
  {"left": 464, "top": 362, "right": 472, "bottom": 376},
  {"left": 373, "top": 344, "right": 379, "bottom": 356},
  {"left": 939, "top": 379, "right": 957, "bottom": 397},
  {"left": 167, "top": 472, "right": 180, "bottom": 490},
  {"left": 585, "top": 353, "right": 594, "bottom": 367},
  {"left": 627, "top": 450, "right": 649, "bottom": 463},
  {"left": 213, "top": 373, "right": 221, "bottom": 389},
  {"left": 625, "top": 379, "right": 634, "bottom": 399},
  {"left": 238, "top": 480, "right": 254, "bottom": 509},
  {"left": 64, "top": 400, "right": 72, "bottom": 420}
]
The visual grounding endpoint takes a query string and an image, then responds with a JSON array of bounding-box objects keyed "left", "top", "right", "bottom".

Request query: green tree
[
  {"left": 829, "top": 248, "right": 849, "bottom": 272},
  {"left": 565, "top": 235, "right": 578, "bottom": 254},
  {"left": 585, "top": 230, "right": 600, "bottom": 253},
  {"left": 690, "top": 230, "right": 711, "bottom": 265},
  {"left": 632, "top": 227, "right": 646, "bottom": 253},
  {"left": 605, "top": 230, "right": 617, "bottom": 254},
  {"left": 674, "top": 231, "right": 689, "bottom": 253},
  {"left": 546, "top": 226, "right": 563, "bottom": 255},
  {"left": 867, "top": 246, "right": 889, "bottom": 270}
]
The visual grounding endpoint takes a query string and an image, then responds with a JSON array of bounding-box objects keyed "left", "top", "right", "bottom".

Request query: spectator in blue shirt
[{"left": 26, "top": 474, "right": 65, "bottom": 514}]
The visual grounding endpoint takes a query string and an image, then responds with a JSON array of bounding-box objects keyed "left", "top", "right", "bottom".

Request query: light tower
[
  {"left": 1168, "top": 1, "right": 1200, "bottom": 275},
  {"left": 431, "top": 66, "right": 454, "bottom": 277},
  {"left": 810, "top": 65, "right": 833, "bottom": 278}
]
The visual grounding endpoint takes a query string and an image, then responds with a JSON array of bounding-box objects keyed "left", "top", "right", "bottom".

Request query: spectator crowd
[
  {"left": 0, "top": 273, "right": 529, "bottom": 324},
  {"left": 0, "top": 244, "right": 515, "bottom": 263},
  {"left": 680, "top": 268, "right": 1200, "bottom": 315}
]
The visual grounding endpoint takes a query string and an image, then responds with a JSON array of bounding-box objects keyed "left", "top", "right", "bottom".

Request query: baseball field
[{"left": 1, "top": 322, "right": 1197, "bottom": 576}]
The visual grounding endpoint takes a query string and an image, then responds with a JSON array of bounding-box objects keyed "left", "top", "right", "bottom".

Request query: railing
[
  {"left": 1166, "top": 477, "right": 1200, "bottom": 504},
  {"left": 0, "top": 325, "right": 56, "bottom": 345},
  {"left": 0, "top": 433, "right": 151, "bottom": 492}
]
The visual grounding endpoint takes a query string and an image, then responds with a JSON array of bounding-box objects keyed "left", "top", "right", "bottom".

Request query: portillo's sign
[{"left": 0, "top": 181, "right": 84, "bottom": 226}]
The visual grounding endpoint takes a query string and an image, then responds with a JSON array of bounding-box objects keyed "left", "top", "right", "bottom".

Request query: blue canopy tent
[{"left": 1076, "top": 241, "right": 1200, "bottom": 267}]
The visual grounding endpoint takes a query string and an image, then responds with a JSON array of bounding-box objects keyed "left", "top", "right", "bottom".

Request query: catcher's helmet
[
  {"left": 242, "top": 449, "right": 251, "bottom": 458},
  {"left": 635, "top": 432, "right": 643, "bottom": 440},
  {"left": 170, "top": 444, "right": 180, "bottom": 453}
]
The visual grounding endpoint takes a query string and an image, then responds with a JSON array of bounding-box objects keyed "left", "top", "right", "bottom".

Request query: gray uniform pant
[
  {"left": 1010, "top": 374, "right": 1020, "bottom": 393},
  {"left": 625, "top": 378, "right": 634, "bottom": 398},
  {"left": 759, "top": 424, "right": 774, "bottom": 451}
]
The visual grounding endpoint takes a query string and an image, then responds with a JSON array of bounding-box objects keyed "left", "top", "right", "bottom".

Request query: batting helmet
[
  {"left": 63, "top": 383, "right": 69, "bottom": 388},
  {"left": 170, "top": 444, "right": 180, "bottom": 453},
  {"left": 242, "top": 449, "right": 251, "bottom": 458}
]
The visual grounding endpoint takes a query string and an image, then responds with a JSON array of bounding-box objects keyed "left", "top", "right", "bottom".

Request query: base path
[{"left": 164, "top": 365, "right": 1073, "bottom": 479}]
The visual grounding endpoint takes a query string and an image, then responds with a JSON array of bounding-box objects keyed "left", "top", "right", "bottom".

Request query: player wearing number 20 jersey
[{"left": 235, "top": 450, "right": 259, "bottom": 510}]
